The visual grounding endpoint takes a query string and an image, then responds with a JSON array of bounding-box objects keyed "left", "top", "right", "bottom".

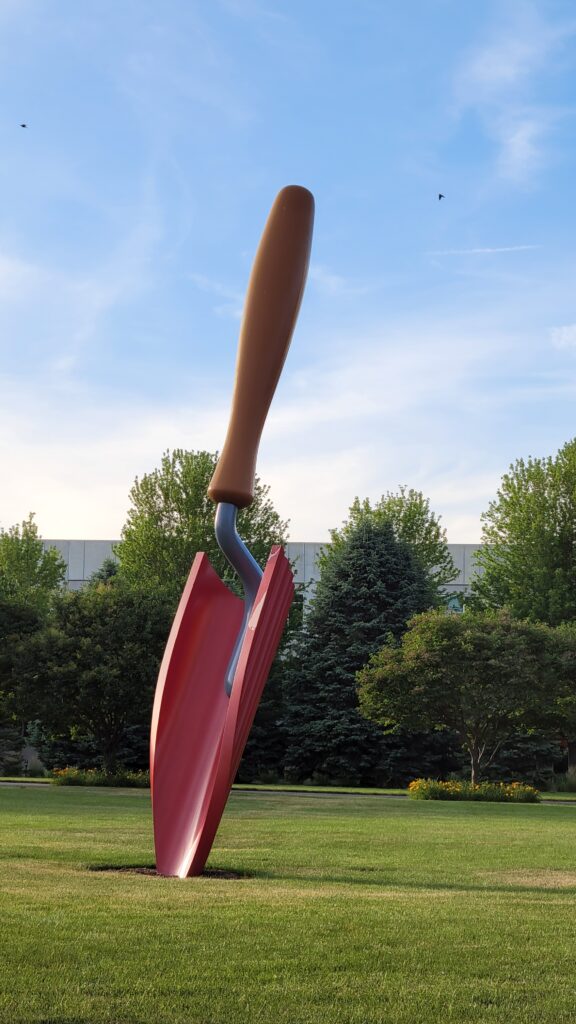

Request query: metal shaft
[{"left": 214, "top": 502, "right": 263, "bottom": 696}]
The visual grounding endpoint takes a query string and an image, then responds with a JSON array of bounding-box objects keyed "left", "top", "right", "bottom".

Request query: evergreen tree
[
  {"left": 237, "top": 588, "right": 305, "bottom": 782},
  {"left": 282, "top": 519, "right": 434, "bottom": 784},
  {"left": 377, "top": 728, "right": 465, "bottom": 787},
  {"left": 88, "top": 557, "right": 119, "bottom": 586},
  {"left": 326, "top": 488, "right": 457, "bottom": 600}
]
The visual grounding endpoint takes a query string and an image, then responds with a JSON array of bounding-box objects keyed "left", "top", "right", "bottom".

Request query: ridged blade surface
[{"left": 150, "top": 546, "right": 294, "bottom": 878}]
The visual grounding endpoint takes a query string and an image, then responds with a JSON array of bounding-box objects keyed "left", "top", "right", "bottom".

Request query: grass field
[
  {"left": 3, "top": 778, "right": 576, "bottom": 801},
  {"left": 1, "top": 787, "right": 576, "bottom": 1023}
]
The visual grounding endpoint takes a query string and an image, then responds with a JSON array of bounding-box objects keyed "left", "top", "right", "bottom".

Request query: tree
[
  {"left": 16, "top": 583, "right": 172, "bottom": 774},
  {"left": 282, "top": 518, "right": 435, "bottom": 784},
  {"left": 478, "top": 733, "right": 566, "bottom": 790},
  {"left": 375, "top": 728, "right": 465, "bottom": 788},
  {"left": 325, "top": 488, "right": 457, "bottom": 600},
  {"left": 473, "top": 439, "right": 576, "bottom": 625},
  {"left": 88, "top": 557, "right": 119, "bottom": 585},
  {"left": 115, "top": 449, "right": 288, "bottom": 604},
  {"left": 115, "top": 449, "right": 292, "bottom": 779},
  {"left": 0, "top": 514, "right": 66, "bottom": 614},
  {"left": 357, "top": 609, "right": 563, "bottom": 784},
  {"left": 540, "top": 620, "right": 576, "bottom": 777},
  {"left": 0, "top": 598, "right": 44, "bottom": 773},
  {"left": 237, "top": 588, "right": 305, "bottom": 782}
]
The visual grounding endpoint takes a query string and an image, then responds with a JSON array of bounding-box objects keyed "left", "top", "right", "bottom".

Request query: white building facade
[{"left": 43, "top": 539, "right": 482, "bottom": 602}]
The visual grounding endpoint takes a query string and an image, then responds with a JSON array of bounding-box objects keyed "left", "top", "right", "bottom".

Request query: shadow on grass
[
  {"left": 86, "top": 863, "right": 254, "bottom": 879},
  {"left": 276, "top": 869, "right": 576, "bottom": 895},
  {"left": 85, "top": 860, "right": 576, "bottom": 894}
]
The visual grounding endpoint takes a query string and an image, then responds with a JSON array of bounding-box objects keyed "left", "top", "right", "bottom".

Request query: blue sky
[{"left": 2, "top": 0, "right": 576, "bottom": 543}]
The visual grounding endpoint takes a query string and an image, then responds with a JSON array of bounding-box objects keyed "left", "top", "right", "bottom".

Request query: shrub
[
  {"left": 408, "top": 778, "right": 540, "bottom": 803},
  {"left": 549, "top": 770, "right": 576, "bottom": 794},
  {"left": 51, "top": 767, "right": 150, "bottom": 788}
]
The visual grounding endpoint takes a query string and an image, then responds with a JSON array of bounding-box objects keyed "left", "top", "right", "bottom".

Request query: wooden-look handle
[{"left": 207, "top": 185, "right": 315, "bottom": 508}]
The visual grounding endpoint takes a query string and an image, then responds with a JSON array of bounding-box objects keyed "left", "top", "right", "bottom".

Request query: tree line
[{"left": 2, "top": 439, "right": 576, "bottom": 786}]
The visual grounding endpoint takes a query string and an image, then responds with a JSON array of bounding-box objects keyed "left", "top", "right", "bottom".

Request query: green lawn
[
  {"left": 3, "top": 778, "right": 576, "bottom": 800},
  {"left": 1, "top": 787, "right": 576, "bottom": 1024},
  {"left": 234, "top": 783, "right": 408, "bottom": 795}
]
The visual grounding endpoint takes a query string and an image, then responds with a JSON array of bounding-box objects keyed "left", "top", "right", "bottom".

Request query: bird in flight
[
  {"left": 20, "top": 123, "right": 27, "bottom": 128},
  {"left": 438, "top": 193, "right": 445, "bottom": 200}
]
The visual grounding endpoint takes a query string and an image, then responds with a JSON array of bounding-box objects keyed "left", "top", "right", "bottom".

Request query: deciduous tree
[
  {"left": 17, "top": 583, "right": 172, "bottom": 774},
  {"left": 115, "top": 449, "right": 288, "bottom": 604},
  {"left": 115, "top": 448, "right": 292, "bottom": 777},
  {"left": 473, "top": 438, "right": 576, "bottom": 625},
  {"left": 0, "top": 514, "right": 66, "bottom": 614},
  {"left": 358, "top": 609, "right": 562, "bottom": 784}
]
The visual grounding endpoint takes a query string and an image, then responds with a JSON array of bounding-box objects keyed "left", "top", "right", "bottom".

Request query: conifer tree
[
  {"left": 282, "top": 519, "right": 434, "bottom": 784},
  {"left": 327, "top": 488, "right": 457, "bottom": 598}
]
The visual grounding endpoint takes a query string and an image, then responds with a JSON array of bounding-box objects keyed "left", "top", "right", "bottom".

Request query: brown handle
[{"left": 207, "top": 185, "right": 314, "bottom": 508}]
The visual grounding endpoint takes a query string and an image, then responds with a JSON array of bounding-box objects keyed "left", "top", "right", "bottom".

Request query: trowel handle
[{"left": 207, "top": 185, "right": 314, "bottom": 508}]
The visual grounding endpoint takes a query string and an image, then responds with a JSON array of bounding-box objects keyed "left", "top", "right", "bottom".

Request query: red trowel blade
[{"left": 150, "top": 545, "right": 293, "bottom": 878}]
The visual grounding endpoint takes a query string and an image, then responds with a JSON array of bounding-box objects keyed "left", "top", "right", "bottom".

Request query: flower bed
[
  {"left": 408, "top": 778, "right": 540, "bottom": 803},
  {"left": 51, "top": 767, "right": 150, "bottom": 788}
]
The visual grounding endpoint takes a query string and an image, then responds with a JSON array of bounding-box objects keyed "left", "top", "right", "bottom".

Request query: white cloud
[
  {"left": 453, "top": 9, "right": 575, "bottom": 184},
  {"left": 261, "top": 447, "right": 373, "bottom": 541},
  {"left": 456, "top": 5, "right": 572, "bottom": 103},
  {"left": 428, "top": 245, "right": 539, "bottom": 256},
  {"left": 0, "top": 315, "right": 502, "bottom": 543},
  {"left": 0, "top": 0, "right": 34, "bottom": 23},
  {"left": 0, "top": 187, "right": 162, "bottom": 380},
  {"left": 494, "top": 112, "right": 550, "bottom": 182},
  {"left": 265, "top": 321, "right": 502, "bottom": 441},
  {"left": 309, "top": 264, "right": 372, "bottom": 298},
  {"left": 189, "top": 272, "right": 243, "bottom": 319},
  {"left": 190, "top": 261, "right": 374, "bottom": 323},
  {"left": 119, "top": 15, "right": 256, "bottom": 141},
  {"left": 461, "top": 35, "right": 549, "bottom": 98},
  {"left": 0, "top": 381, "right": 230, "bottom": 538},
  {"left": 550, "top": 324, "right": 576, "bottom": 350},
  {"left": 0, "top": 253, "right": 41, "bottom": 297},
  {"left": 0, "top": 303, "right": 569, "bottom": 546}
]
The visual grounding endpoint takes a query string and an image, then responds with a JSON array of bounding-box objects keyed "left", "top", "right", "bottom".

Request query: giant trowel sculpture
[{"left": 150, "top": 186, "right": 314, "bottom": 877}]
